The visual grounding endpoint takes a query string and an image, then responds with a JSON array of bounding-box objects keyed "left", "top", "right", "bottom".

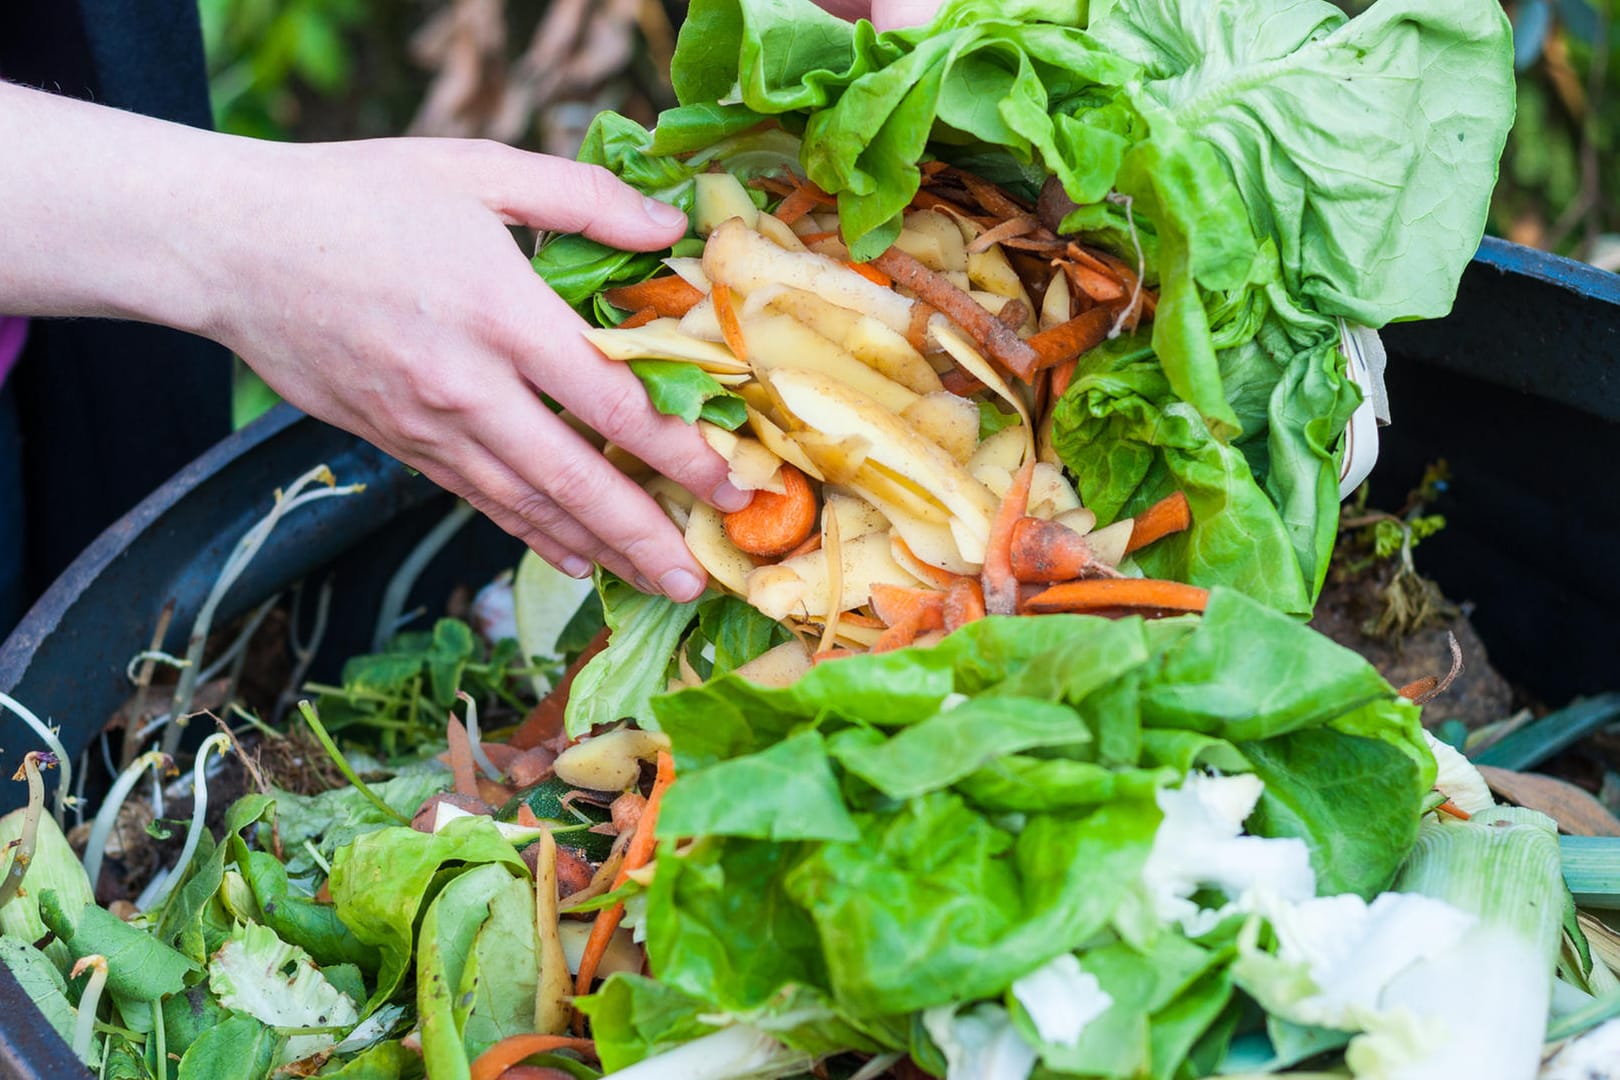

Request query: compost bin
[{"left": 0, "top": 237, "right": 1616, "bottom": 1077}]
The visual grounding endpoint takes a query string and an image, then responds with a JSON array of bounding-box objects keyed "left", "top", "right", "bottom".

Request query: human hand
[
  {"left": 205, "top": 137, "right": 748, "bottom": 601},
  {"left": 814, "top": 0, "right": 945, "bottom": 30}
]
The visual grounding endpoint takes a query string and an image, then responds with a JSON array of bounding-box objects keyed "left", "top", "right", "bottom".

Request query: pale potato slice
[
  {"left": 968, "top": 422, "right": 1029, "bottom": 475},
  {"left": 706, "top": 370, "right": 754, "bottom": 386},
  {"left": 892, "top": 229, "right": 947, "bottom": 272},
  {"left": 732, "top": 639, "right": 813, "bottom": 687},
  {"left": 745, "top": 532, "right": 920, "bottom": 620},
  {"left": 968, "top": 243, "right": 1029, "bottom": 303},
  {"left": 741, "top": 313, "right": 920, "bottom": 414},
  {"left": 903, "top": 210, "right": 969, "bottom": 272},
  {"left": 842, "top": 317, "right": 944, "bottom": 394},
  {"left": 685, "top": 502, "right": 754, "bottom": 595},
  {"left": 699, "top": 422, "right": 786, "bottom": 494},
  {"left": 1085, "top": 520, "right": 1133, "bottom": 567},
  {"left": 903, "top": 392, "right": 980, "bottom": 464},
  {"left": 948, "top": 517, "right": 988, "bottom": 566},
  {"left": 852, "top": 463, "right": 951, "bottom": 526},
  {"left": 746, "top": 405, "right": 825, "bottom": 481},
  {"left": 1029, "top": 463, "right": 1083, "bottom": 518},
  {"left": 644, "top": 476, "right": 696, "bottom": 530},
  {"left": 824, "top": 490, "right": 888, "bottom": 540},
  {"left": 1036, "top": 410, "right": 1064, "bottom": 467},
  {"left": 694, "top": 175, "right": 759, "bottom": 235},
  {"left": 1054, "top": 507, "right": 1098, "bottom": 536},
  {"left": 663, "top": 256, "right": 711, "bottom": 292},
  {"left": 752, "top": 286, "right": 861, "bottom": 341},
  {"left": 770, "top": 368, "right": 996, "bottom": 539},
  {"left": 945, "top": 270, "right": 973, "bottom": 293},
  {"left": 808, "top": 236, "right": 851, "bottom": 260},
  {"left": 931, "top": 323, "right": 1034, "bottom": 458},
  {"left": 970, "top": 462, "right": 1013, "bottom": 501},
  {"left": 886, "top": 508, "right": 978, "bottom": 575},
  {"left": 703, "top": 220, "right": 912, "bottom": 328},
  {"left": 1040, "top": 270, "right": 1071, "bottom": 331},
  {"left": 756, "top": 212, "right": 810, "bottom": 252},
  {"left": 582, "top": 320, "right": 748, "bottom": 374},
  {"left": 677, "top": 296, "right": 724, "bottom": 342},
  {"left": 793, "top": 432, "right": 871, "bottom": 485}
]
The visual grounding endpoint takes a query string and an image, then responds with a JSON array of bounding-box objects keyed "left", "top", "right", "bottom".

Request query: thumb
[
  {"left": 480, "top": 150, "right": 690, "bottom": 251},
  {"left": 871, "top": 0, "right": 944, "bottom": 30}
]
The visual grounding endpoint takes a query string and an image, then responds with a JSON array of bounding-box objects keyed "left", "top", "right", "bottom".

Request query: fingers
[
  {"left": 406, "top": 458, "right": 598, "bottom": 581},
  {"left": 472, "top": 394, "right": 713, "bottom": 602},
  {"left": 870, "top": 0, "right": 945, "bottom": 30},
  {"left": 520, "top": 286, "right": 752, "bottom": 515},
  {"left": 476, "top": 147, "right": 689, "bottom": 252}
]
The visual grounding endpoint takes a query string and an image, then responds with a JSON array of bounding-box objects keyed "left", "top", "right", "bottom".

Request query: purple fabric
[{"left": 0, "top": 317, "right": 26, "bottom": 388}]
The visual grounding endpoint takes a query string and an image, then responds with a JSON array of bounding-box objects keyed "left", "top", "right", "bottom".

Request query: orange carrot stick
[
  {"left": 1124, "top": 491, "right": 1192, "bottom": 554},
  {"left": 774, "top": 185, "right": 824, "bottom": 226},
  {"left": 1027, "top": 307, "right": 1114, "bottom": 373},
  {"left": 846, "top": 260, "right": 893, "bottom": 288},
  {"left": 1009, "top": 517, "right": 1109, "bottom": 584},
  {"left": 1021, "top": 578, "right": 1209, "bottom": 616},
  {"left": 469, "top": 1035, "right": 597, "bottom": 1080},
  {"left": 602, "top": 275, "right": 705, "bottom": 319},
  {"left": 722, "top": 464, "right": 816, "bottom": 557},
  {"left": 573, "top": 752, "right": 676, "bottom": 1009},
  {"left": 982, "top": 457, "right": 1036, "bottom": 615},
  {"left": 871, "top": 248, "right": 1042, "bottom": 380},
  {"left": 1436, "top": 800, "right": 1472, "bottom": 821},
  {"left": 617, "top": 306, "right": 660, "bottom": 329},
  {"left": 711, "top": 282, "right": 749, "bottom": 363},
  {"left": 943, "top": 577, "right": 986, "bottom": 631}
]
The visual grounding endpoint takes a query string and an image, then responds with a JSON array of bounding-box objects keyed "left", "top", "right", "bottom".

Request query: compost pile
[{"left": 15, "top": 1, "right": 1620, "bottom": 1079}]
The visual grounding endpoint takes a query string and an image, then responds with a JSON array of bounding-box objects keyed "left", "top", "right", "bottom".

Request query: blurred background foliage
[
  {"left": 204, "top": 0, "right": 1617, "bottom": 423},
  {"left": 200, "top": 0, "right": 1619, "bottom": 266}
]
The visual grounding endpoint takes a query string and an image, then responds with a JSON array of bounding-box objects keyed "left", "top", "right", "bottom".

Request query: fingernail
[
  {"left": 561, "top": 556, "right": 592, "bottom": 579},
  {"left": 712, "top": 481, "right": 753, "bottom": 513},
  {"left": 660, "top": 568, "right": 704, "bottom": 602},
  {"left": 641, "top": 197, "right": 688, "bottom": 231}
]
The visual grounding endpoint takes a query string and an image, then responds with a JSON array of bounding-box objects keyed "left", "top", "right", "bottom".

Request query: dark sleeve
[{"left": 0, "top": 0, "right": 233, "bottom": 602}]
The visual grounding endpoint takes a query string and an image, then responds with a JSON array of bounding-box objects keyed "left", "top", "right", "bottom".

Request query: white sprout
[
  {"left": 0, "top": 751, "right": 57, "bottom": 909},
  {"left": 82, "top": 750, "right": 171, "bottom": 896},
  {"left": 122, "top": 651, "right": 189, "bottom": 685},
  {"left": 456, "top": 691, "right": 503, "bottom": 782},
  {"left": 141, "top": 733, "right": 234, "bottom": 912},
  {"left": 69, "top": 954, "right": 107, "bottom": 1065},
  {"left": 372, "top": 500, "right": 476, "bottom": 652},
  {"left": 163, "top": 465, "right": 364, "bottom": 754},
  {"left": 0, "top": 691, "right": 72, "bottom": 829}
]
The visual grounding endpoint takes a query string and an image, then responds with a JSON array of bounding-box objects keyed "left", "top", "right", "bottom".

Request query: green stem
[{"left": 298, "top": 702, "right": 409, "bottom": 825}]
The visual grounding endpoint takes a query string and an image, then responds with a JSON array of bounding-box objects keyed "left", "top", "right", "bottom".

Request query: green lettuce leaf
[
  {"left": 564, "top": 571, "right": 703, "bottom": 735},
  {"left": 629, "top": 360, "right": 748, "bottom": 429}
]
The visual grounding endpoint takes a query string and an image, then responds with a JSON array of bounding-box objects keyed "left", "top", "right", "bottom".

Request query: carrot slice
[
  {"left": 847, "top": 260, "right": 893, "bottom": 288},
  {"left": 871, "top": 247, "right": 1042, "bottom": 381},
  {"left": 1125, "top": 491, "right": 1192, "bottom": 554},
  {"left": 1027, "top": 307, "right": 1114, "bottom": 373},
  {"left": 943, "top": 577, "right": 986, "bottom": 631},
  {"left": 1022, "top": 578, "right": 1209, "bottom": 616},
  {"left": 711, "top": 282, "right": 749, "bottom": 364},
  {"left": 509, "top": 627, "right": 611, "bottom": 750},
  {"left": 469, "top": 1035, "right": 597, "bottom": 1080},
  {"left": 1009, "top": 517, "right": 1108, "bottom": 584},
  {"left": 602, "top": 275, "right": 705, "bottom": 319},
  {"left": 616, "top": 306, "right": 660, "bottom": 329},
  {"left": 982, "top": 457, "right": 1036, "bottom": 615},
  {"left": 722, "top": 463, "right": 816, "bottom": 557},
  {"left": 573, "top": 752, "right": 676, "bottom": 1007}
]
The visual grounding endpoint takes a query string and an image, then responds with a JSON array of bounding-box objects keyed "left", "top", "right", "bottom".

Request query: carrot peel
[
  {"left": 982, "top": 457, "right": 1036, "bottom": 615},
  {"left": 943, "top": 577, "right": 986, "bottom": 631},
  {"left": 469, "top": 1035, "right": 596, "bottom": 1080},
  {"left": 1125, "top": 491, "right": 1192, "bottom": 554},
  {"left": 602, "top": 275, "right": 704, "bottom": 319}
]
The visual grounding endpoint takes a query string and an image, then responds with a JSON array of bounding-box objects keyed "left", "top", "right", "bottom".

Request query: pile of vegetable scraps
[{"left": 17, "top": 1, "right": 1615, "bottom": 1080}]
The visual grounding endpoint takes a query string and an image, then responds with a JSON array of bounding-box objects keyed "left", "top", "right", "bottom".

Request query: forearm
[{"left": 0, "top": 81, "right": 267, "bottom": 336}]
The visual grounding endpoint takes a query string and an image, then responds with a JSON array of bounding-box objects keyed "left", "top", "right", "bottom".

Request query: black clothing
[{"left": 0, "top": 1, "right": 232, "bottom": 630}]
